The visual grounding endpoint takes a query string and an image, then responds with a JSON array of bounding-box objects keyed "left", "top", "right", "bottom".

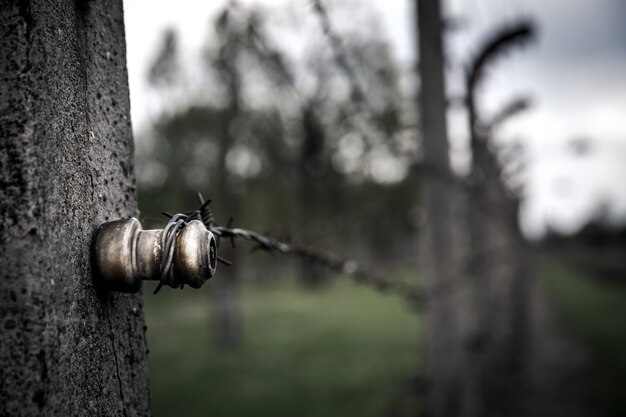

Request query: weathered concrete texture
[{"left": 0, "top": 1, "right": 150, "bottom": 416}]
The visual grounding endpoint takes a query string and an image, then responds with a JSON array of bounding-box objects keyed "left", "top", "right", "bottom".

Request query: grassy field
[
  {"left": 144, "top": 279, "right": 422, "bottom": 417},
  {"left": 144, "top": 264, "right": 626, "bottom": 417},
  {"left": 542, "top": 263, "right": 626, "bottom": 416}
]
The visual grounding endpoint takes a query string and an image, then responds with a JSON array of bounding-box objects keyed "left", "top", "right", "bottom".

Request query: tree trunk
[
  {"left": 211, "top": 22, "right": 243, "bottom": 349},
  {"left": 298, "top": 104, "right": 326, "bottom": 288},
  {"left": 210, "top": 104, "right": 243, "bottom": 348},
  {"left": 0, "top": 1, "right": 150, "bottom": 416},
  {"left": 415, "top": 1, "right": 462, "bottom": 416}
]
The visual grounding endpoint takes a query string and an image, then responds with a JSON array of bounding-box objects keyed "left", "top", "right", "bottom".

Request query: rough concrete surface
[{"left": 0, "top": 1, "right": 150, "bottom": 415}]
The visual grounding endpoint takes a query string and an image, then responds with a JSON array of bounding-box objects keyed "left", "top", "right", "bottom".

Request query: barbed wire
[
  {"left": 157, "top": 193, "right": 526, "bottom": 311},
  {"left": 158, "top": 193, "right": 426, "bottom": 307}
]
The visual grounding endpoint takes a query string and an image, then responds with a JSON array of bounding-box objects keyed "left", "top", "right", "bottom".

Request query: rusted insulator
[{"left": 92, "top": 218, "right": 217, "bottom": 293}]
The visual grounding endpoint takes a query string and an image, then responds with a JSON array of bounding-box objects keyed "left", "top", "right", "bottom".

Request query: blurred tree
[
  {"left": 297, "top": 102, "right": 329, "bottom": 287},
  {"left": 137, "top": 0, "right": 419, "bottom": 345},
  {"left": 209, "top": 6, "right": 245, "bottom": 349},
  {"left": 148, "top": 28, "right": 180, "bottom": 88}
]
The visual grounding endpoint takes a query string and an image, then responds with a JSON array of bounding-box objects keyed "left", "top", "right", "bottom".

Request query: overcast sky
[{"left": 123, "top": 0, "right": 626, "bottom": 238}]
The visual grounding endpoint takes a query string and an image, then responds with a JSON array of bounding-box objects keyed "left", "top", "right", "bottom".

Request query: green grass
[
  {"left": 542, "top": 263, "right": 626, "bottom": 416},
  {"left": 144, "top": 279, "right": 422, "bottom": 417},
  {"left": 144, "top": 263, "right": 626, "bottom": 417}
]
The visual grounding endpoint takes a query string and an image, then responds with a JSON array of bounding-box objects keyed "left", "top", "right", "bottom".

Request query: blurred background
[{"left": 123, "top": 0, "right": 626, "bottom": 416}]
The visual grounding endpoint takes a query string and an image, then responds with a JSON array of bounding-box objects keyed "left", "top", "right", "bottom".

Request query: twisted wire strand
[
  {"left": 154, "top": 213, "right": 188, "bottom": 294},
  {"left": 196, "top": 193, "right": 214, "bottom": 228}
]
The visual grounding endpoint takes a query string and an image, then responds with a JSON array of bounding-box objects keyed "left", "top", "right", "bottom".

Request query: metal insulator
[{"left": 92, "top": 217, "right": 217, "bottom": 293}]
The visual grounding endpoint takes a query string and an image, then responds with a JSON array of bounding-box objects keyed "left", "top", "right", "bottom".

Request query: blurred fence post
[
  {"left": 415, "top": 1, "right": 463, "bottom": 416},
  {"left": 464, "top": 24, "right": 535, "bottom": 417}
]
